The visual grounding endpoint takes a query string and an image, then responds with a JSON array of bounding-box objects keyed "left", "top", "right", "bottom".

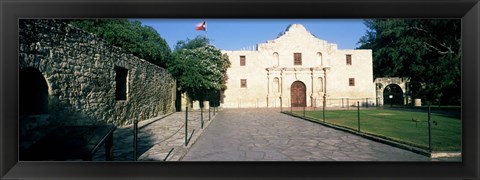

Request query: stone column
[
  {"left": 377, "top": 87, "right": 384, "bottom": 107},
  {"left": 310, "top": 68, "right": 314, "bottom": 107},
  {"left": 323, "top": 67, "right": 328, "bottom": 109},
  {"left": 280, "top": 68, "right": 284, "bottom": 108},
  {"left": 266, "top": 70, "right": 270, "bottom": 108}
]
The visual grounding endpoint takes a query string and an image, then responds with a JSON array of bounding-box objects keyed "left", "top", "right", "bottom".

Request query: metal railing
[{"left": 286, "top": 102, "right": 460, "bottom": 153}]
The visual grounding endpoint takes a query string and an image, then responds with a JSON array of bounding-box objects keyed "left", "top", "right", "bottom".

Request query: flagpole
[{"left": 205, "top": 21, "right": 208, "bottom": 40}]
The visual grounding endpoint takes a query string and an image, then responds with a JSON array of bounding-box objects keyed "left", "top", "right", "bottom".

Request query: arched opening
[
  {"left": 273, "top": 77, "right": 280, "bottom": 93},
  {"left": 20, "top": 68, "right": 49, "bottom": 115},
  {"left": 290, "top": 81, "right": 306, "bottom": 107},
  {"left": 317, "top": 52, "right": 323, "bottom": 66},
  {"left": 383, "top": 84, "right": 404, "bottom": 107},
  {"left": 318, "top": 77, "right": 324, "bottom": 92},
  {"left": 273, "top": 52, "right": 279, "bottom": 67}
]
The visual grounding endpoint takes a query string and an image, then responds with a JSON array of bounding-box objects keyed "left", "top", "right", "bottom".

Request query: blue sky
[{"left": 137, "top": 19, "right": 368, "bottom": 51}]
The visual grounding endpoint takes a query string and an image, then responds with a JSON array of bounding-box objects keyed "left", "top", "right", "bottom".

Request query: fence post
[
  {"left": 347, "top": 98, "right": 350, "bottom": 110},
  {"left": 185, "top": 106, "right": 188, "bottom": 146},
  {"left": 323, "top": 102, "right": 325, "bottom": 123},
  {"left": 297, "top": 96, "right": 300, "bottom": 114},
  {"left": 209, "top": 105, "right": 211, "bottom": 121},
  {"left": 133, "top": 119, "right": 138, "bottom": 161},
  {"left": 357, "top": 101, "right": 360, "bottom": 132},
  {"left": 366, "top": 98, "right": 369, "bottom": 108},
  {"left": 303, "top": 104, "right": 306, "bottom": 117},
  {"left": 201, "top": 106, "right": 204, "bottom": 129},
  {"left": 428, "top": 104, "right": 432, "bottom": 152},
  {"left": 342, "top": 98, "right": 344, "bottom": 108}
]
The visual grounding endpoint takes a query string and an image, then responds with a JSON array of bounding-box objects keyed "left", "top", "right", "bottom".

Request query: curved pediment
[
  {"left": 258, "top": 24, "right": 338, "bottom": 53},
  {"left": 276, "top": 24, "right": 316, "bottom": 39}
]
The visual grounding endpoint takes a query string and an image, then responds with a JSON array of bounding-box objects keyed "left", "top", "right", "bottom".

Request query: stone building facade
[
  {"left": 19, "top": 20, "right": 176, "bottom": 149},
  {"left": 221, "top": 24, "right": 376, "bottom": 108}
]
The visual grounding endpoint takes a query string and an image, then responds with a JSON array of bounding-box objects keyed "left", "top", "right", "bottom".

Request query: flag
[{"left": 195, "top": 21, "right": 207, "bottom": 31}]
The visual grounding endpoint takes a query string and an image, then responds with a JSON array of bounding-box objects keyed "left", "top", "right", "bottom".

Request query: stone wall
[
  {"left": 19, "top": 19, "right": 176, "bottom": 147},
  {"left": 374, "top": 77, "right": 410, "bottom": 106}
]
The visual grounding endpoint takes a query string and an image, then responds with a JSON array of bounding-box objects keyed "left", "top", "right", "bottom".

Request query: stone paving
[
  {"left": 92, "top": 107, "right": 459, "bottom": 161},
  {"left": 181, "top": 108, "right": 435, "bottom": 161},
  {"left": 92, "top": 108, "right": 218, "bottom": 161}
]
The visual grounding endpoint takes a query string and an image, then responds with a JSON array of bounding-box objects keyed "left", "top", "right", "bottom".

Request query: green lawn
[{"left": 292, "top": 108, "right": 461, "bottom": 152}]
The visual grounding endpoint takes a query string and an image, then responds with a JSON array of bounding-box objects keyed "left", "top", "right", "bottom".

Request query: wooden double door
[{"left": 290, "top": 81, "right": 306, "bottom": 107}]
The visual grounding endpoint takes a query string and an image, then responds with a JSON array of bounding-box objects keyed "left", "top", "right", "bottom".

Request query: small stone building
[
  {"left": 19, "top": 19, "right": 176, "bottom": 150},
  {"left": 221, "top": 24, "right": 376, "bottom": 108}
]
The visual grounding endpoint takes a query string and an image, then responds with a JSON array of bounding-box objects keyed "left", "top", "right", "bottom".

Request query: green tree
[
  {"left": 68, "top": 19, "right": 172, "bottom": 68},
  {"left": 169, "top": 36, "right": 231, "bottom": 106},
  {"left": 358, "top": 19, "right": 461, "bottom": 105}
]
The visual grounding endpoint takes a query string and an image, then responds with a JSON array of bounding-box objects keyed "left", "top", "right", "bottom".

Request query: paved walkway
[
  {"left": 181, "top": 108, "right": 432, "bottom": 161},
  {"left": 93, "top": 108, "right": 218, "bottom": 161},
  {"left": 92, "top": 108, "right": 457, "bottom": 161}
]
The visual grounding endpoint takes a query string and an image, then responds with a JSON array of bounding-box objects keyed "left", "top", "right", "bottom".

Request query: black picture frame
[{"left": 1, "top": 0, "right": 479, "bottom": 179}]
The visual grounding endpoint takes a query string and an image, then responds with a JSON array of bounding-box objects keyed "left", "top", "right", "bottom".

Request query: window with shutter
[
  {"left": 240, "top": 56, "right": 246, "bottom": 66},
  {"left": 294, "top": 53, "right": 302, "bottom": 65},
  {"left": 349, "top": 78, "right": 355, "bottom": 86},
  {"left": 241, "top": 79, "right": 247, "bottom": 88},
  {"left": 346, "top": 55, "right": 352, "bottom": 65}
]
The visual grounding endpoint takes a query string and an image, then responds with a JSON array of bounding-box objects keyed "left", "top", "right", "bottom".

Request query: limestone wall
[
  {"left": 221, "top": 24, "right": 376, "bottom": 108},
  {"left": 19, "top": 19, "right": 176, "bottom": 131}
]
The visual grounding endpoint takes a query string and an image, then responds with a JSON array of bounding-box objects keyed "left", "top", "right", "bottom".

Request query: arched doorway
[
  {"left": 20, "top": 68, "right": 49, "bottom": 115},
  {"left": 374, "top": 77, "right": 410, "bottom": 106},
  {"left": 383, "top": 84, "right": 404, "bottom": 107},
  {"left": 290, "top": 81, "right": 306, "bottom": 107}
]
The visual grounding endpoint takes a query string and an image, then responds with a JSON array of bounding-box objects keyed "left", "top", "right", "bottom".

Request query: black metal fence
[
  {"left": 285, "top": 102, "right": 461, "bottom": 153},
  {"left": 130, "top": 100, "right": 221, "bottom": 161},
  {"left": 183, "top": 100, "right": 220, "bottom": 146}
]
